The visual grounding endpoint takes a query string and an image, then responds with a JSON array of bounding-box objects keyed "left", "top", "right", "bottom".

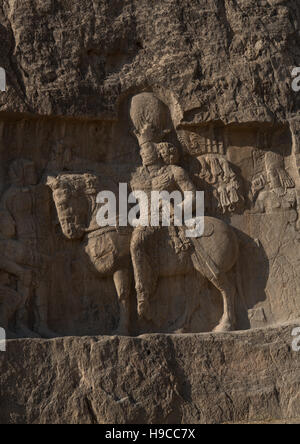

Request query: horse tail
[{"left": 234, "top": 243, "right": 248, "bottom": 318}]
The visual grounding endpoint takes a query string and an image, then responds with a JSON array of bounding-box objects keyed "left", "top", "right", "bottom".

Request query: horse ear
[{"left": 46, "top": 175, "right": 58, "bottom": 190}]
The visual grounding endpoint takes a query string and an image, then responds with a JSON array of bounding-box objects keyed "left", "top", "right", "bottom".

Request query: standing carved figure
[
  {"left": 0, "top": 159, "right": 55, "bottom": 338},
  {"left": 251, "top": 152, "right": 300, "bottom": 229},
  {"left": 0, "top": 217, "right": 32, "bottom": 338}
]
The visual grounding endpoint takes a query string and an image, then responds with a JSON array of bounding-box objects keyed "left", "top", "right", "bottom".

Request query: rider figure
[{"left": 130, "top": 93, "right": 198, "bottom": 319}]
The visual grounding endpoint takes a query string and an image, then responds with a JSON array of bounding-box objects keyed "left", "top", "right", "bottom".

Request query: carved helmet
[{"left": 130, "top": 93, "right": 171, "bottom": 144}]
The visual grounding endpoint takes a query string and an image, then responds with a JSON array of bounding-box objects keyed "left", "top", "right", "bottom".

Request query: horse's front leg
[
  {"left": 113, "top": 268, "right": 132, "bottom": 336},
  {"left": 211, "top": 273, "right": 236, "bottom": 333}
]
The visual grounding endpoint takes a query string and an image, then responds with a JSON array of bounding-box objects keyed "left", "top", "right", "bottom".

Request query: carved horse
[
  {"left": 48, "top": 174, "right": 240, "bottom": 335},
  {"left": 131, "top": 217, "right": 240, "bottom": 332},
  {"left": 47, "top": 174, "right": 133, "bottom": 335}
]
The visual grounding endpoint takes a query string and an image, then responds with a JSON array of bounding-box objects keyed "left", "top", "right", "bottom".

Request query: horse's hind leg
[
  {"left": 113, "top": 268, "right": 132, "bottom": 336},
  {"left": 210, "top": 273, "right": 236, "bottom": 332}
]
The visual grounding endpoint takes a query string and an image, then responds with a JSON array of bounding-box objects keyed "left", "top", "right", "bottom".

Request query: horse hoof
[
  {"left": 213, "top": 320, "right": 233, "bottom": 333},
  {"left": 137, "top": 298, "right": 151, "bottom": 321}
]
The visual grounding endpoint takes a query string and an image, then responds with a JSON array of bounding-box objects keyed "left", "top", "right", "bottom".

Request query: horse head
[{"left": 47, "top": 174, "right": 98, "bottom": 240}]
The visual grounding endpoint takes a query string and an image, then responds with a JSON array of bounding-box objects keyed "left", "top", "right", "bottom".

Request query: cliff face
[
  {"left": 0, "top": 325, "right": 300, "bottom": 424},
  {"left": 0, "top": 0, "right": 300, "bottom": 122}
]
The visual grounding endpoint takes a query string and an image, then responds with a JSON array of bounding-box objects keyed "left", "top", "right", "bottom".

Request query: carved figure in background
[
  {"left": 198, "top": 154, "right": 244, "bottom": 214},
  {"left": 0, "top": 230, "right": 33, "bottom": 337},
  {"left": 47, "top": 140, "right": 72, "bottom": 174},
  {"left": 0, "top": 209, "right": 35, "bottom": 336},
  {"left": 177, "top": 126, "right": 244, "bottom": 215},
  {"left": 0, "top": 160, "right": 55, "bottom": 338},
  {"left": 251, "top": 152, "right": 300, "bottom": 230}
]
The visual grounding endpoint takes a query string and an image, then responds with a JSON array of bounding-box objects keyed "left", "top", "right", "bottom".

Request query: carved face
[
  {"left": 52, "top": 185, "right": 87, "bottom": 240},
  {"left": 9, "top": 159, "right": 38, "bottom": 186},
  {"left": 158, "top": 143, "right": 179, "bottom": 165},
  {"left": 266, "top": 168, "right": 281, "bottom": 189}
]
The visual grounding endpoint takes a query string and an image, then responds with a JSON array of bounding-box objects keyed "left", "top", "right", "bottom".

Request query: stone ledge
[{"left": 0, "top": 323, "right": 300, "bottom": 424}]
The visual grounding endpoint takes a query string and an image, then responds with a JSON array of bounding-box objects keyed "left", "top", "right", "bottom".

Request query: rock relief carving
[
  {"left": 43, "top": 93, "right": 241, "bottom": 334},
  {"left": 0, "top": 93, "right": 299, "bottom": 337},
  {"left": 250, "top": 151, "right": 300, "bottom": 230},
  {"left": 128, "top": 93, "right": 240, "bottom": 332},
  {"left": 177, "top": 126, "right": 245, "bottom": 216}
]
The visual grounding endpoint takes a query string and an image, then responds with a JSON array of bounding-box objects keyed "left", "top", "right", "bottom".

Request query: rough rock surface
[
  {"left": 0, "top": 324, "right": 300, "bottom": 424},
  {"left": 0, "top": 0, "right": 300, "bottom": 123}
]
